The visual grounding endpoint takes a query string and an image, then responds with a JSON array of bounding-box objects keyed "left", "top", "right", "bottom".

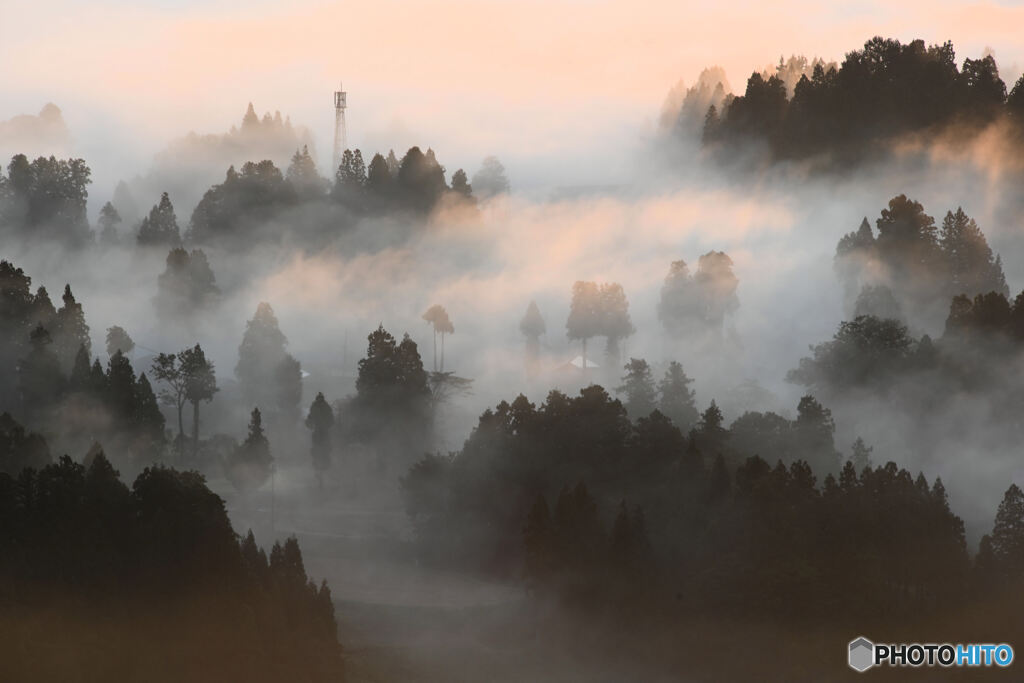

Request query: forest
[
  {"left": 4, "top": 20, "right": 1024, "bottom": 681},
  {"left": 687, "top": 36, "right": 1024, "bottom": 166}
]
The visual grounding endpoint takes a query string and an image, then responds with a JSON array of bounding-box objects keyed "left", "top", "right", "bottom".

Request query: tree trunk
[
  {"left": 440, "top": 332, "right": 446, "bottom": 372},
  {"left": 192, "top": 400, "right": 200, "bottom": 461},
  {"left": 176, "top": 398, "right": 185, "bottom": 439},
  {"left": 176, "top": 397, "right": 185, "bottom": 462},
  {"left": 432, "top": 328, "right": 438, "bottom": 372}
]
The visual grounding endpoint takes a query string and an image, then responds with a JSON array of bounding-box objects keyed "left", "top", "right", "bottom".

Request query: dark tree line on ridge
[
  {"left": 0, "top": 252, "right": 460, "bottom": 499},
  {"left": 0, "top": 449, "right": 340, "bottom": 682},
  {"left": 700, "top": 36, "right": 1024, "bottom": 164},
  {"left": 0, "top": 124, "right": 506, "bottom": 251},
  {"left": 400, "top": 377, "right": 1024, "bottom": 621},
  {"left": 0, "top": 258, "right": 319, "bottom": 491},
  {"left": 399, "top": 375, "right": 847, "bottom": 572}
]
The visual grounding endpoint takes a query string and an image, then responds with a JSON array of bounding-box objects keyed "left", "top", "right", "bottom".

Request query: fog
[
  {"left": 5, "top": 6, "right": 1024, "bottom": 679},
  {"left": 7, "top": 117, "right": 1024, "bottom": 532}
]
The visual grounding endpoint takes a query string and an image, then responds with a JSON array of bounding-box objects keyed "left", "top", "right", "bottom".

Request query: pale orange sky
[{"left": 2, "top": 0, "right": 1023, "bottom": 186}]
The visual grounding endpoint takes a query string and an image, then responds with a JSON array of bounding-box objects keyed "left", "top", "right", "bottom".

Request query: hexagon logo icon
[{"left": 849, "top": 637, "right": 874, "bottom": 672}]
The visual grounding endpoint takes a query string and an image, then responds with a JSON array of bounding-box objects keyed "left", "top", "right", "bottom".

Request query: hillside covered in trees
[{"left": 666, "top": 36, "right": 1024, "bottom": 168}]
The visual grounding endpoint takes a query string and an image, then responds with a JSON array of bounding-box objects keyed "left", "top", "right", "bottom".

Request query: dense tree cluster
[
  {"left": 566, "top": 281, "right": 636, "bottom": 369},
  {"left": 0, "top": 154, "right": 91, "bottom": 244},
  {"left": 137, "top": 192, "right": 182, "bottom": 246},
  {"left": 836, "top": 196, "right": 1006, "bottom": 322},
  {"left": 0, "top": 453, "right": 340, "bottom": 682},
  {"left": 0, "top": 260, "right": 164, "bottom": 461},
  {"left": 402, "top": 384, "right": 973, "bottom": 616},
  {"left": 702, "top": 36, "right": 1024, "bottom": 163},
  {"left": 788, "top": 281, "right": 1024, "bottom": 434},
  {"left": 658, "top": 252, "right": 739, "bottom": 336},
  {"left": 188, "top": 161, "right": 298, "bottom": 245},
  {"left": 615, "top": 358, "right": 699, "bottom": 431},
  {"left": 0, "top": 412, "right": 50, "bottom": 475},
  {"left": 400, "top": 384, "right": 840, "bottom": 571},
  {"left": 339, "top": 325, "right": 432, "bottom": 466},
  {"left": 185, "top": 144, "right": 475, "bottom": 247},
  {"left": 2, "top": 131, "right": 489, "bottom": 252}
]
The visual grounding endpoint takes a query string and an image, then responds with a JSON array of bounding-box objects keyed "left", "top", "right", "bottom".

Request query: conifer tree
[
  {"left": 137, "top": 192, "right": 181, "bottom": 247},
  {"left": 519, "top": 300, "right": 546, "bottom": 377},
  {"left": 305, "top": 392, "right": 334, "bottom": 489},
  {"left": 991, "top": 483, "right": 1024, "bottom": 578},
  {"left": 19, "top": 325, "right": 65, "bottom": 421},
  {"left": 54, "top": 284, "right": 90, "bottom": 372},
  {"left": 181, "top": 344, "right": 218, "bottom": 460},
  {"left": 657, "top": 361, "right": 698, "bottom": 431},
  {"left": 235, "top": 302, "right": 302, "bottom": 422},
  {"left": 615, "top": 358, "right": 657, "bottom": 420},
  {"left": 98, "top": 201, "right": 122, "bottom": 245},
  {"left": 227, "top": 408, "right": 273, "bottom": 493}
]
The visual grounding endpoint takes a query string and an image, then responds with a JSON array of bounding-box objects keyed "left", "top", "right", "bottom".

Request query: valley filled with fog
[{"left": 5, "top": 14, "right": 1024, "bottom": 680}]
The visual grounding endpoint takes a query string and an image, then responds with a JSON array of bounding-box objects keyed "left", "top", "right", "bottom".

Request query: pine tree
[
  {"left": 366, "top": 153, "right": 392, "bottom": 193},
  {"left": 794, "top": 395, "right": 839, "bottom": 472},
  {"left": 351, "top": 150, "right": 367, "bottom": 185},
  {"left": 615, "top": 358, "right": 656, "bottom": 420},
  {"left": 106, "top": 350, "right": 138, "bottom": 430},
  {"left": 850, "top": 437, "right": 873, "bottom": 471},
  {"left": 235, "top": 302, "right": 302, "bottom": 422},
  {"left": 69, "top": 344, "right": 92, "bottom": 393},
  {"left": 137, "top": 192, "right": 181, "bottom": 247},
  {"left": 133, "top": 373, "right": 165, "bottom": 443},
  {"left": 990, "top": 483, "right": 1024, "bottom": 578},
  {"left": 450, "top": 169, "right": 473, "bottom": 197},
  {"left": 305, "top": 392, "right": 334, "bottom": 489},
  {"left": 181, "top": 344, "right": 218, "bottom": 460},
  {"left": 696, "top": 400, "right": 727, "bottom": 447},
  {"left": 19, "top": 325, "right": 65, "bottom": 421},
  {"left": 98, "top": 201, "right": 121, "bottom": 245},
  {"left": 385, "top": 149, "right": 400, "bottom": 177},
  {"left": 54, "top": 284, "right": 90, "bottom": 372},
  {"left": 657, "top": 361, "right": 698, "bottom": 431},
  {"left": 227, "top": 408, "right": 273, "bottom": 493},
  {"left": 939, "top": 207, "right": 1008, "bottom": 298},
  {"left": 286, "top": 145, "right": 324, "bottom": 199},
  {"left": 30, "top": 286, "right": 57, "bottom": 332}
]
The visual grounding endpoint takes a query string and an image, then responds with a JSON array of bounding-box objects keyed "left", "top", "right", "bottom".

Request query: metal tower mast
[{"left": 333, "top": 83, "right": 347, "bottom": 174}]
